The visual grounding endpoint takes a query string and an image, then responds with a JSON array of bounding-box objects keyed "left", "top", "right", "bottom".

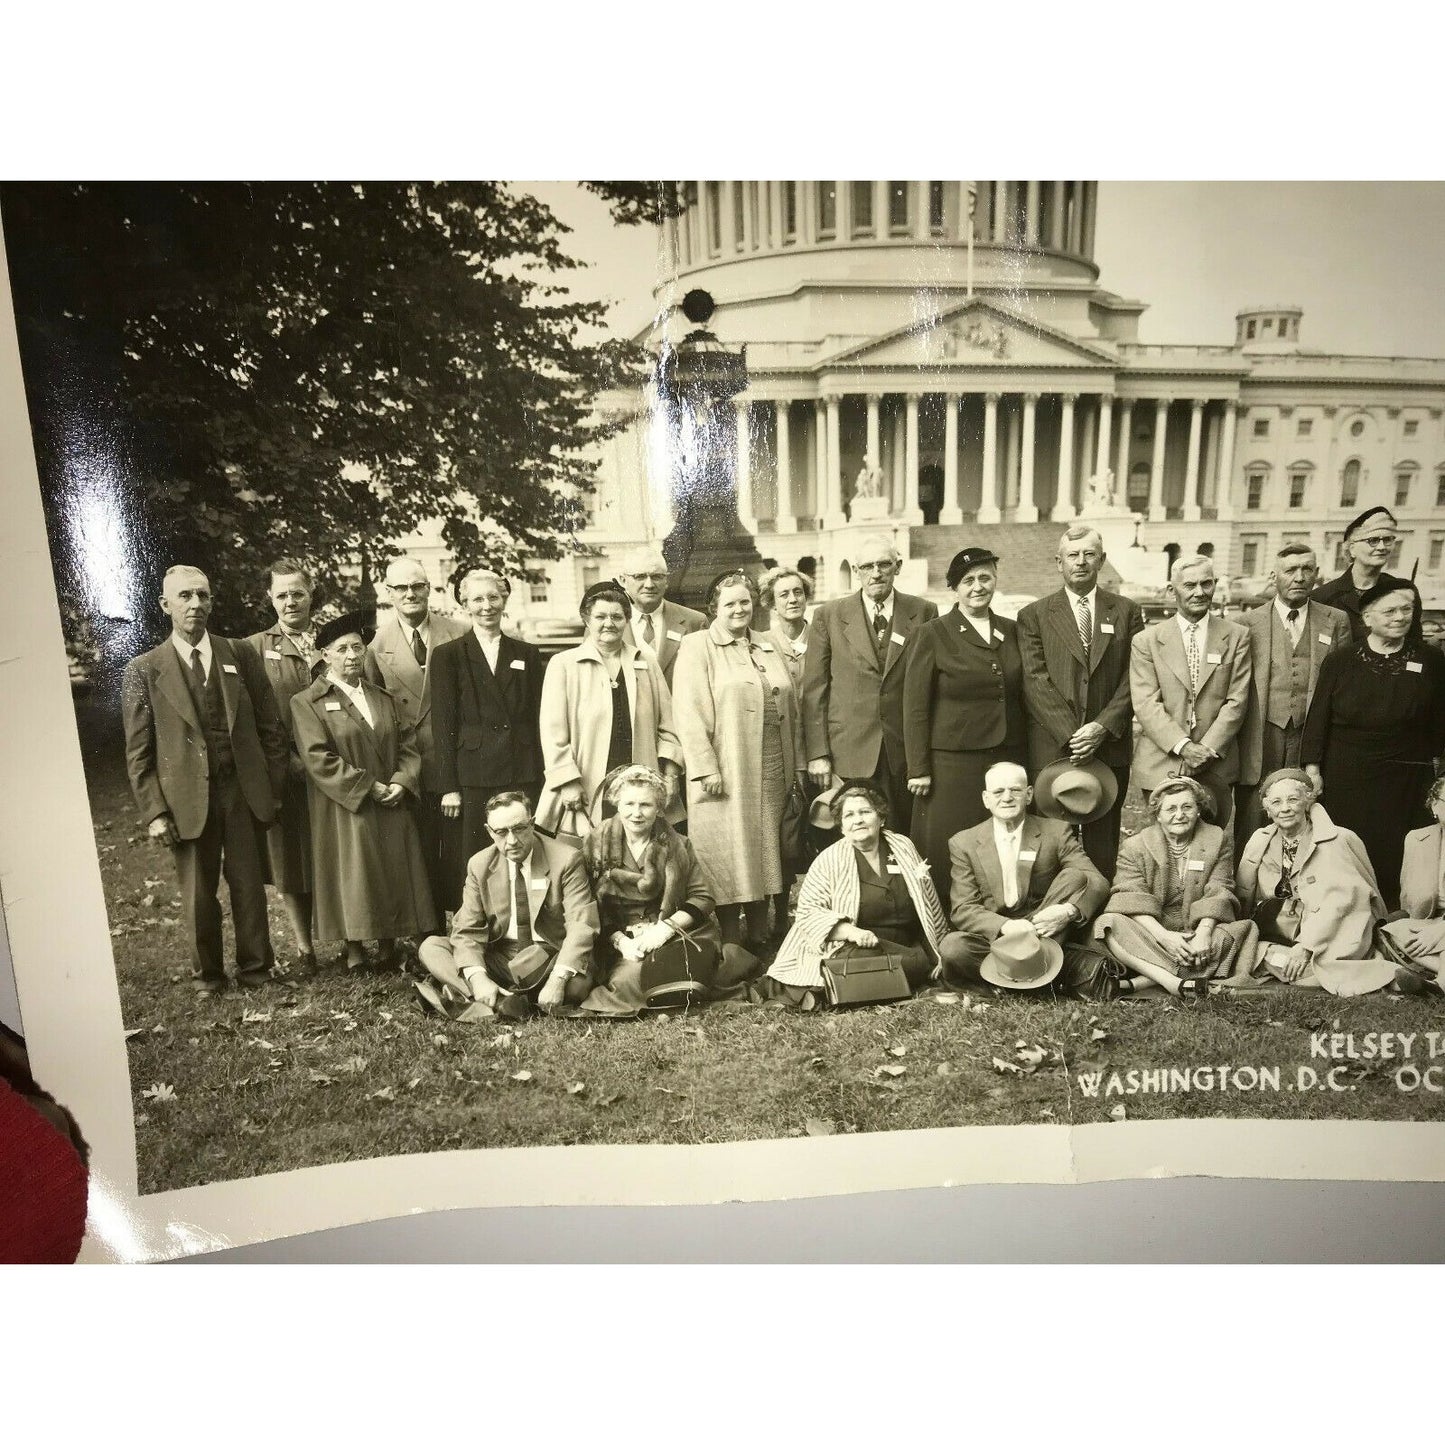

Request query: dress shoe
[
  {"left": 236, "top": 969, "right": 272, "bottom": 990},
  {"left": 192, "top": 977, "right": 226, "bottom": 996}
]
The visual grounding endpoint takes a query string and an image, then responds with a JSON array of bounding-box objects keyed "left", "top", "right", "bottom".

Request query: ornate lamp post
[{"left": 652, "top": 288, "right": 762, "bottom": 609}]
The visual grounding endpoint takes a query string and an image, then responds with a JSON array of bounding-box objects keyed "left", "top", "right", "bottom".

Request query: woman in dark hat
[
  {"left": 1300, "top": 576, "right": 1445, "bottom": 907},
  {"left": 1311, "top": 506, "right": 1423, "bottom": 645},
  {"left": 290, "top": 609, "right": 438, "bottom": 969},
  {"left": 902, "top": 545, "right": 1026, "bottom": 912}
]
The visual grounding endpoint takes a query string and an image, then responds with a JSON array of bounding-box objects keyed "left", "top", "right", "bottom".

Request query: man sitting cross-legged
[
  {"left": 937, "top": 761, "right": 1113, "bottom": 999},
  {"left": 416, "top": 791, "right": 597, "bottom": 1020}
]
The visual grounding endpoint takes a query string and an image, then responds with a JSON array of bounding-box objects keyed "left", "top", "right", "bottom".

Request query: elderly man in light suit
[
  {"left": 366, "top": 556, "right": 469, "bottom": 920},
  {"left": 801, "top": 533, "right": 938, "bottom": 833},
  {"left": 1130, "top": 555, "right": 1253, "bottom": 825},
  {"left": 1234, "top": 544, "right": 1352, "bottom": 848},
  {"left": 416, "top": 791, "right": 598, "bottom": 1019},
  {"left": 617, "top": 545, "right": 705, "bottom": 688}
]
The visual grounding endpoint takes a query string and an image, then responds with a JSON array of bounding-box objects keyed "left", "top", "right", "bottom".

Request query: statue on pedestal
[
  {"left": 854, "top": 462, "right": 884, "bottom": 500},
  {"left": 1081, "top": 468, "right": 1118, "bottom": 516}
]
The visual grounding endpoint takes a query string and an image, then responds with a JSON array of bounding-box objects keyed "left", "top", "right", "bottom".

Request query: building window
[
  {"left": 527, "top": 571, "right": 549, "bottom": 604},
  {"left": 1240, "top": 536, "right": 1265, "bottom": 575},
  {"left": 1127, "top": 462, "right": 1151, "bottom": 513},
  {"left": 1297, "top": 417, "right": 1312, "bottom": 437},
  {"left": 851, "top": 181, "right": 874, "bottom": 236},
  {"left": 929, "top": 180, "right": 945, "bottom": 234},
  {"left": 1246, "top": 319, "right": 1257, "bottom": 339},
  {"left": 1437, "top": 471, "right": 1445, "bottom": 507},
  {"left": 747, "top": 182, "right": 759, "bottom": 249},
  {"left": 888, "top": 181, "right": 910, "bottom": 234},
  {"left": 1253, "top": 417, "right": 1269, "bottom": 438},
  {"left": 1395, "top": 468, "right": 1415, "bottom": 507},
  {"left": 1340, "top": 458, "right": 1360, "bottom": 507},
  {"left": 1288, "top": 468, "right": 1310, "bottom": 509},
  {"left": 1246, "top": 470, "right": 1267, "bottom": 511},
  {"left": 816, "top": 182, "right": 837, "bottom": 239},
  {"left": 1324, "top": 532, "right": 1345, "bottom": 570},
  {"left": 1430, "top": 535, "right": 1445, "bottom": 572},
  {"left": 781, "top": 182, "right": 797, "bottom": 242},
  {"left": 1404, "top": 418, "right": 1419, "bottom": 438},
  {"left": 706, "top": 181, "right": 722, "bottom": 254},
  {"left": 732, "top": 181, "right": 745, "bottom": 248},
  {"left": 1350, "top": 419, "right": 1365, "bottom": 438},
  {"left": 1278, "top": 316, "right": 1291, "bottom": 336}
]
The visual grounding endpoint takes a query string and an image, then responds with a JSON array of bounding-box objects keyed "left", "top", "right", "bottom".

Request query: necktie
[
  {"left": 190, "top": 647, "right": 206, "bottom": 689},
  {"left": 1076, "top": 595, "right": 1092, "bottom": 659},
  {"left": 1002, "top": 832, "right": 1019, "bottom": 908},
  {"left": 1286, "top": 608, "right": 1300, "bottom": 644},
  {"left": 873, "top": 607, "right": 889, "bottom": 652},
  {"left": 1185, "top": 623, "right": 1201, "bottom": 692},
  {"left": 411, "top": 627, "right": 427, "bottom": 668},
  {"left": 641, "top": 612, "right": 655, "bottom": 646},
  {"left": 514, "top": 861, "right": 533, "bottom": 944}
]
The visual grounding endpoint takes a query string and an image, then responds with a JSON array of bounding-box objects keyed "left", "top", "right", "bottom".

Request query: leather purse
[
  {"left": 779, "top": 780, "right": 810, "bottom": 871},
  {"left": 1253, "top": 895, "right": 1301, "bottom": 946},
  {"left": 821, "top": 946, "right": 912, "bottom": 1006}
]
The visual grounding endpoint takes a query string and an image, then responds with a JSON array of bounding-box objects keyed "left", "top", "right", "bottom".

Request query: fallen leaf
[
  {"left": 567, "top": 1081, "right": 587, "bottom": 1096},
  {"left": 1090, "top": 1027, "right": 1108, "bottom": 1043},
  {"left": 124, "top": 1028, "right": 143, "bottom": 1042},
  {"left": 379, "top": 1011, "right": 395, "bottom": 1023},
  {"left": 366, "top": 1086, "right": 396, "bottom": 1102},
  {"left": 407, "top": 1078, "right": 421, "bottom": 1090},
  {"left": 337, "top": 1055, "right": 368, "bottom": 1074},
  {"left": 1038, "top": 1106, "right": 1055, "bottom": 1119},
  {"left": 1109, "top": 1104, "right": 1127, "bottom": 1122},
  {"left": 187, "top": 1037, "right": 199, "bottom": 1046},
  {"left": 141, "top": 1081, "right": 176, "bottom": 1103},
  {"left": 803, "top": 1117, "right": 837, "bottom": 1137},
  {"left": 239, "top": 1118, "right": 265, "bottom": 1136},
  {"left": 241, "top": 1008, "right": 272, "bottom": 1024},
  {"left": 935, "top": 1062, "right": 954, "bottom": 1077},
  {"left": 887, "top": 1044, "right": 908, "bottom": 1058},
  {"left": 873, "top": 1063, "right": 907, "bottom": 1078},
  {"left": 805, "top": 1055, "right": 826, "bottom": 1070},
  {"left": 489, "top": 1032, "right": 517, "bottom": 1050},
  {"left": 431, "top": 1034, "right": 449, "bottom": 1049},
  {"left": 597, "top": 1091, "right": 623, "bottom": 1107},
  {"left": 141, "top": 893, "right": 156, "bottom": 908},
  {"left": 509, "top": 1070, "right": 533, "bottom": 1083},
  {"left": 308, "top": 1072, "right": 335, "bottom": 1086},
  {"left": 1015, "top": 1042, "right": 1046, "bottom": 1068},
  {"left": 991, "top": 1057, "right": 1025, "bottom": 1076}
]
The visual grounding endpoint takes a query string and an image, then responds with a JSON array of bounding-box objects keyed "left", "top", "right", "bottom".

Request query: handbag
[
  {"left": 779, "top": 779, "right": 810, "bottom": 871},
  {"left": 1253, "top": 894, "right": 1301, "bottom": 946},
  {"left": 820, "top": 945, "right": 912, "bottom": 1006},
  {"left": 553, "top": 800, "right": 593, "bottom": 845}
]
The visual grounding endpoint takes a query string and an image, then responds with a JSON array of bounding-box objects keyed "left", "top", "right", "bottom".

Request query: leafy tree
[{"left": 1, "top": 181, "right": 650, "bottom": 669}]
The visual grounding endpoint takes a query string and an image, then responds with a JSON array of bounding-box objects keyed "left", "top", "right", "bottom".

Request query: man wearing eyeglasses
[
  {"left": 617, "top": 545, "right": 705, "bottom": 688},
  {"left": 802, "top": 533, "right": 938, "bottom": 831},
  {"left": 1312, "top": 506, "right": 1423, "bottom": 646},
  {"left": 366, "top": 556, "right": 470, "bottom": 918}
]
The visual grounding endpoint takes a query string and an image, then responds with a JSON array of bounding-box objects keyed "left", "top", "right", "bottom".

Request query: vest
[
  {"left": 182, "top": 649, "right": 236, "bottom": 778},
  {"left": 1265, "top": 609, "right": 1311, "bottom": 730}
]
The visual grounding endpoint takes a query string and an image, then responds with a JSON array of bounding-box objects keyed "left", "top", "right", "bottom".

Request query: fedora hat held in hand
[
  {"left": 979, "top": 929, "right": 1065, "bottom": 991},
  {"left": 1033, "top": 757, "right": 1119, "bottom": 826}
]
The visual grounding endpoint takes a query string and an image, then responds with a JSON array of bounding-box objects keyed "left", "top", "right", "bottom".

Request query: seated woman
[
  {"left": 1235, "top": 768, "right": 1395, "bottom": 995},
  {"left": 578, "top": 766, "right": 759, "bottom": 1016},
  {"left": 1380, "top": 777, "right": 1445, "bottom": 995},
  {"left": 1094, "top": 777, "right": 1260, "bottom": 998},
  {"left": 767, "top": 784, "right": 948, "bottom": 1004}
]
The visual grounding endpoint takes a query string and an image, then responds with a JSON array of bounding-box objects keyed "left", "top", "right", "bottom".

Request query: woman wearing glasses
[
  {"left": 1311, "top": 506, "right": 1423, "bottom": 645},
  {"left": 1300, "top": 576, "right": 1445, "bottom": 908},
  {"left": 672, "top": 571, "right": 804, "bottom": 946}
]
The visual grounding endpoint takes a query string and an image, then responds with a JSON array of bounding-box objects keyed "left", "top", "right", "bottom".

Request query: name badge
[
  {"left": 889, "top": 631, "right": 906, "bottom": 647},
  {"left": 758, "top": 641, "right": 774, "bottom": 652},
  {"left": 1187, "top": 860, "right": 1206, "bottom": 872},
  {"left": 530, "top": 877, "right": 548, "bottom": 891},
  {"left": 1317, "top": 633, "right": 1331, "bottom": 645},
  {"left": 666, "top": 629, "right": 683, "bottom": 642},
  {"left": 1407, "top": 661, "right": 1424, "bottom": 673},
  {"left": 885, "top": 862, "right": 902, "bottom": 874},
  {"left": 633, "top": 658, "right": 648, "bottom": 669},
  {"left": 1206, "top": 653, "right": 1222, "bottom": 664},
  {"left": 509, "top": 658, "right": 526, "bottom": 671},
  {"left": 264, "top": 648, "right": 283, "bottom": 660},
  {"left": 1019, "top": 850, "right": 1038, "bottom": 862},
  {"left": 324, "top": 700, "right": 342, "bottom": 711},
  {"left": 1100, "top": 622, "right": 1115, "bottom": 634},
  {"left": 793, "top": 642, "right": 807, "bottom": 655},
  {"left": 222, "top": 663, "right": 238, "bottom": 674},
  {"left": 993, "top": 630, "right": 1005, "bottom": 643}
]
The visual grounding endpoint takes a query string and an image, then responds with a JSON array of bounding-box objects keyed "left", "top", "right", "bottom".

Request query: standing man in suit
[
  {"left": 618, "top": 545, "right": 706, "bottom": 688},
  {"left": 432, "top": 569, "right": 547, "bottom": 905},
  {"left": 1312, "top": 506, "right": 1423, "bottom": 646},
  {"left": 1235, "top": 544, "right": 1353, "bottom": 847},
  {"left": 802, "top": 533, "right": 939, "bottom": 833},
  {"left": 1015, "top": 525, "right": 1145, "bottom": 878},
  {"left": 366, "top": 556, "right": 469, "bottom": 924},
  {"left": 1130, "top": 555, "right": 1253, "bottom": 826},
  {"left": 122, "top": 565, "right": 288, "bottom": 995},
  {"left": 416, "top": 791, "right": 598, "bottom": 1020}
]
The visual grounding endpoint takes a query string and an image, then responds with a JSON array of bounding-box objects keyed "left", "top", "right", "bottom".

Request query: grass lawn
[{"left": 72, "top": 703, "right": 1445, "bottom": 1196}]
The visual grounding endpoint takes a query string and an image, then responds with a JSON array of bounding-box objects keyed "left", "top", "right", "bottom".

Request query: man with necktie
[
  {"left": 802, "top": 533, "right": 938, "bottom": 833},
  {"left": 1129, "top": 554, "right": 1252, "bottom": 826},
  {"left": 617, "top": 545, "right": 705, "bottom": 688},
  {"left": 1235, "top": 544, "right": 1352, "bottom": 848},
  {"left": 122, "top": 565, "right": 288, "bottom": 995},
  {"left": 415, "top": 792, "right": 598, "bottom": 1020},
  {"left": 366, "top": 555, "right": 469, "bottom": 925}
]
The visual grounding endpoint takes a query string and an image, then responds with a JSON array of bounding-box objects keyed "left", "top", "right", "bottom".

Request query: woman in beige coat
[
  {"left": 1381, "top": 777, "right": 1445, "bottom": 994},
  {"left": 535, "top": 584, "right": 684, "bottom": 837},
  {"left": 672, "top": 571, "right": 804, "bottom": 946}
]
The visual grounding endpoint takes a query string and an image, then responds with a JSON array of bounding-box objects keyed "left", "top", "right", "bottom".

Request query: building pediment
[{"left": 823, "top": 298, "right": 1117, "bottom": 372}]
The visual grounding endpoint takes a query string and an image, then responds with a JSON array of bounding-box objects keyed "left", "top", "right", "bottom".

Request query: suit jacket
[
  {"left": 1015, "top": 587, "right": 1144, "bottom": 772},
  {"left": 449, "top": 834, "right": 598, "bottom": 978},
  {"left": 1103, "top": 822, "right": 1241, "bottom": 926},
  {"left": 621, "top": 597, "right": 706, "bottom": 686},
  {"left": 1237, "top": 600, "right": 1352, "bottom": 785},
  {"left": 430, "top": 629, "right": 546, "bottom": 794},
  {"left": 801, "top": 589, "right": 939, "bottom": 776},
  {"left": 947, "top": 815, "right": 1109, "bottom": 938},
  {"left": 122, "top": 634, "right": 288, "bottom": 840},
  {"left": 364, "top": 609, "right": 469, "bottom": 793},
  {"left": 1313, "top": 569, "right": 1424, "bottom": 647},
  {"left": 1399, "top": 824, "right": 1445, "bottom": 920},
  {"left": 1129, "top": 613, "right": 1253, "bottom": 791},
  {"left": 902, "top": 608, "right": 1024, "bottom": 775},
  {"left": 240, "top": 623, "right": 327, "bottom": 778}
]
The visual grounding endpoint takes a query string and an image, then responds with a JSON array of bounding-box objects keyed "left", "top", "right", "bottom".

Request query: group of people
[{"left": 120, "top": 502, "right": 1445, "bottom": 1017}]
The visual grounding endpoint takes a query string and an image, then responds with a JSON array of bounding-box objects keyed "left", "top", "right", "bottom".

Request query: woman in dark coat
[
  {"left": 291, "top": 610, "right": 438, "bottom": 969},
  {"left": 1301, "top": 577, "right": 1445, "bottom": 909},
  {"left": 242, "top": 558, "right": 325, "bottom": 970},
  {"left": 903, "top": 545, "right": 1026, "bottom": 912}
]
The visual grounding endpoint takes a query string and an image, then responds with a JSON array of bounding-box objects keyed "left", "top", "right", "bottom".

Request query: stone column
[
  {"left": 941, "top": 394, "right": 963, "bottom": 525},
  {"left": 825, "top": 393, "right": 844, "bottom": 528},
  {"left": 769, "top": 181, "right": 783, "bottom": 247},
  {"left": 1116, "top": 399, "right": 1134, "bottom": 494},
  {"left": 1183, "top": 398, "right": 1204, "bottom": 521},
  {"left": 773, "top": 400, "right": 796, "bottom": 533},
  {"left": 991, "top": 183, "right": 1008, "bottom": 243},
  {"left": 813, "top": 398, "right": 827, "bottom": 521},
  {"left": 890, "top": 406, "right": 906, "bottom": 512},
  {"left": 904, "top": 394, "right": 921, "bottom": 522},
  {"left": 866, "top": 393, "right": 881, "bottom": 470},
  {"left": 1048, "top": 181, "right": 1065, "bottom": 250},
  {"left": 1051, "top": 392, "right": 1077, "bottom": 521},
  {"left": 1025, "top": 180, "right": 1041, "bottom": 246},
  {"left": 957, "top": 183, "right": 976, "bottom": 241},
  {"left": 1067, "top": 182, "right": 1083, "bottom": 253},
  {"left": 1004, "top": 399, "right": 1022, "bottom": 510},
  {"left": 1079, "top": 403, "right": 1096, "bottom": 512},
  {"left": 733, "top": 398, "right": 755, "bottom": 530},
  {"left": 1081, "top": 181, "right": 1098, "bottom": 256},
  {"left": 740, "top": 182, "right": 754, "bottom": 251},
  {"left": 979, "top": 392, "right": 1002, "bottom": 523},
  {"left": 1149, "top": 397, "right": 1170, "bottom": 521},
  {"left": 1202, "top": 406, "right": 1221, "bottom": 512},
  {"left": 1095, "top": 395, "right": 1114, "bottom": 479},
  {"left": 913, "top": 181, "right": 930, "bottom": 240},
  {"left": 1017, "top": 392, "right": 1040, "bottom": 522},
  {"left": 1216, "top": 401, "right": 1239, "bottom": 521}
]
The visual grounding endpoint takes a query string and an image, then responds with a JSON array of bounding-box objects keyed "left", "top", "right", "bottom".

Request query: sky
[{"left": 526, "top": 181, "right": 1445, "bottom": 358}]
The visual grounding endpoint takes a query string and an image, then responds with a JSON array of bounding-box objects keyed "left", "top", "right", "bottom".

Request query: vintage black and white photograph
[{"left": 4, "top": 178, "right": 1445, "bottom": 1205}]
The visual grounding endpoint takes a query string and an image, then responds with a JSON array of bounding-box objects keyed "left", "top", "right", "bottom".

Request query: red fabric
[{"left": 0, "top": 1078, "right": 88, "bottom": 1263}]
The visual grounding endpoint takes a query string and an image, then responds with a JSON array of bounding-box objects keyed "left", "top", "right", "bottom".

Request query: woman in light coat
[
  {"left": 1381, "top": 777, "right": 1445, "bottom": 994},
  {"left": 672, "top": 571, "right": 803, "bottom": 946},
  {"left": 535, "top": 583, "right": 684, "bottom": 836}
]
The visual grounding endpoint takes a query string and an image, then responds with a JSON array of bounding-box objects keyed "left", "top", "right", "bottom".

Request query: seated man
[
  {"left": 937, "top": 762, "right": 1112, "bottom": 998},
  {"left": 416, "top": 791, "right": 597, "bottom": 1019}
]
